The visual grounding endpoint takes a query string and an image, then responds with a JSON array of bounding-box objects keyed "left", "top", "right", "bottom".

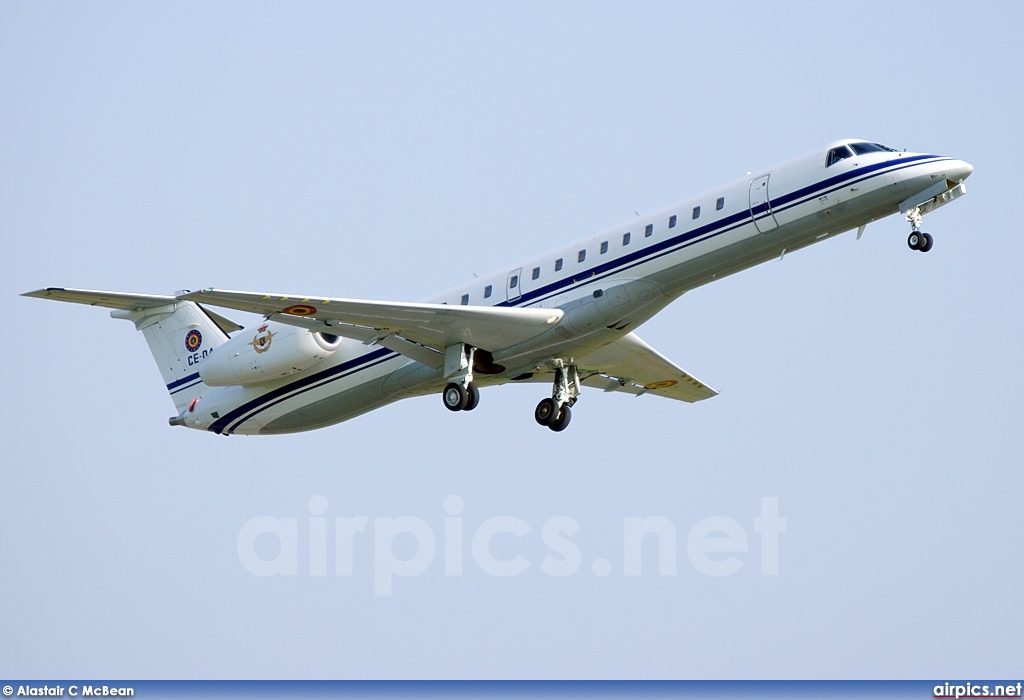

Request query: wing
[
  {"left": 22, "top": 287, "right": 245, "bottom": 333},
  {"left": 575, "top": 332, "right": 718, "bottom": 403},
  {"left": 179, "top": 288, "right": 563, "bottom": 353}
]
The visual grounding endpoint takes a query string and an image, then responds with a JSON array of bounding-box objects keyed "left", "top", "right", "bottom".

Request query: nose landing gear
[
  {"left": 905, "top": 207, "right": 934, "bottom": 253},
  {"left": 534, "top": 360, "right": 580, "bottom": 432},
  {"left": 900, "top": 179, "right": 968, "bottom": 254}
]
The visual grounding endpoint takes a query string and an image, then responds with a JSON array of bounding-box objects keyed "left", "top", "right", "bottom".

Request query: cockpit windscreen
[{"left": 849, "top": 142, "right": 897, "bottom": 155}]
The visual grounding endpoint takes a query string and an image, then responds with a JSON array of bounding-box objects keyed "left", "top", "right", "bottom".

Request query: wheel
[
  {"left": 919, "top": 233, "right": 934, "bottom": 252},
  {"left": 463, "top": 382, "right": 480, "bottom": 411},
  {"left": 442, "top": 382, "right": 467, "bottom": 411},
  {"left": 534, "top": 398, "right": 557, "bottom": 426},
  {"left": 908, "top": 232, "right": 922, "bottom": 250},
  {"left": 548, "top": 404, "right": 572, "bottom": 432}
]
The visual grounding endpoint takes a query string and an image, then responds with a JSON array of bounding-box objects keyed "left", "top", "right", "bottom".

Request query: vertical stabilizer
[{"left": 119, "top": 302, "right": 231, "bottom": 412}]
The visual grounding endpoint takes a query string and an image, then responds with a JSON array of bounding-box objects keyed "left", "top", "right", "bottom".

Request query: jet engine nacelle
[{"left": 198, "top": 323, "right": 341, "bottom": 387}]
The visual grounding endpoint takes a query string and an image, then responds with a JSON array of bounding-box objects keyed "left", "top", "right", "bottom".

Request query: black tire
[
  {"left": 920, "top": 233, "right": 934, "bottom": 252},
  {"left": 549, "top": 405, "right": 572, "bottom": 432},
  {"left": 443, "top": 382, "right": 467, "bottom": 411},
  {"left": 534, "top": 398, "right": 557, "bottom": 426},
  {"left": 908, "top": 232, "right": 922, "bottom": 250},
  {"left": 463, "top": 382, "right": 480, "bottom": 411}
]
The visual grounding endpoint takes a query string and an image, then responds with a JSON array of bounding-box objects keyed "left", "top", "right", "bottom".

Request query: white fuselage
[{"left": 180, "top": 141, "right": 972, "bottom": 435}]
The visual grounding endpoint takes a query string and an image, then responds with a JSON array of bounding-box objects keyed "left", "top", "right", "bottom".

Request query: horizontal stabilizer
[
  {"left": 22, "top": 287, "right": 242, "bottom": 412},
  {"left": 22, "top": 287, "right": 244, "bottom": 333}
]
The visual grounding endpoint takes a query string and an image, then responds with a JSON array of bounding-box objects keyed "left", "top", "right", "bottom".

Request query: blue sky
[{"left": 2, "top": 1, "right": 1021, "bottom": 679}]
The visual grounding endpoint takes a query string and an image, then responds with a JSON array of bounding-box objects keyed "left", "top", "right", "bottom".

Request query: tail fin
[{"left": 22, "top": 288, "right": 244, "bottom": 412}]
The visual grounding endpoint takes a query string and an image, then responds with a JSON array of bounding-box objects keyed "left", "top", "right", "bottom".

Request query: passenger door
[{"left": 749, "top": 174, "right": 779, "bottom": 233}]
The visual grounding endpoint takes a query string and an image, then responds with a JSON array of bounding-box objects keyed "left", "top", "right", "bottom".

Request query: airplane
[{"left": 23, "top": 139, "right": 973, "bottom": 436}]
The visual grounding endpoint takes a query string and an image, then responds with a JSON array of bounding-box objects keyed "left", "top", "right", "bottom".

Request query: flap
[{"left": 180, "top": 288, "right": 563, "bottom": 352}]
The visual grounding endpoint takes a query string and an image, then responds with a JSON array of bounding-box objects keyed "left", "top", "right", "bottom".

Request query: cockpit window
[
  {"left": 826, "top": 145, "right": 854, "bottom": 167},
  {"left": 849, "top": 141, "right": 897, "bottom": 155}
]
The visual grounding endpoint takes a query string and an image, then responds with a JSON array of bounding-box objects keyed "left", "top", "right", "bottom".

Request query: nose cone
[{"left": 947, "top": 159, "right": 974, "bottom": 182}]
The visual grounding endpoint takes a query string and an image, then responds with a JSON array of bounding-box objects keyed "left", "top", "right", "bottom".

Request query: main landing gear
[
  {"left": 441, "top": 343, "right": 480, "bottom": 413},
  {"left": 534, "top": 361, "right": 580, "bottom": 432},
  {"left": 905, "top": 207, "right": 934, "bottom": 253},
  {"left": 438, "top": 346, "right": 581, "bottom": 432}
]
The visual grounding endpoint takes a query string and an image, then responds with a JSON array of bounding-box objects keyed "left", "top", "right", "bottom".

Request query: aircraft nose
[{"left": 947, "top": 159, "right": 974, "bottom": 182}]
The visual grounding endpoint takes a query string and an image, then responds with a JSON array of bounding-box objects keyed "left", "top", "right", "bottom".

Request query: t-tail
[{"left": 20, "top": 288, "right": 243, "bottom": 415}]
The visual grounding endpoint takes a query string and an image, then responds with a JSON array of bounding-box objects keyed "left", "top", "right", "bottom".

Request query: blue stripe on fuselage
[
  {"left": 209, "top": 347, "right": 397, "bottom": 434},
  {"left": 494, "top": 154, "right": 946, "bottom": 309}
]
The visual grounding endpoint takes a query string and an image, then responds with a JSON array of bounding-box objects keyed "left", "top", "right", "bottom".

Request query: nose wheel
[
  {"left": 908, "top": 231, "right": 933, "bottom": 252},
  {"left": 905, "top": 207, "right": 934, "bottom": 253}
]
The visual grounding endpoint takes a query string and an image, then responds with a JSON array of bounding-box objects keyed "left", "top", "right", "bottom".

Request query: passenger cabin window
[
  {"left": 644, "top": 224, "right": 653, "bottom": 237},
  {"left": 826, "top": 145, "right": 855, "bottom": 167},
  {"left": 555, "top": 258, "right": 563, "bottom": 271},
  {"left": 483, "top": 285, "right": 492, "bottom": 298},
  {"left": 532, "top": 267, "right": 540, "bottom": 280},
  {"left": 578, "top": 250, "right": 586, "bottom": 263},
  {"left": 692, "top": 206, "right": 700, "bottom": 220},
  {"left": 461, "top": 294, "right": 469, "bottom": 305},
  {"left": 623, "top": 232, "right": 631, "bottom": 246},
  {"left": 716, "top": 197, "right": 725, "bottom": 210},
  {"left": 509, "top": 275, "right": 518, "bottom": 288},
  {"left": 849, "top": 141, "right": 897, "bottom": 155},
  {"left": 668, "top": 215, "right": 677, "bottom": 228},
  {"left": 600, "top": 241, "right": 608, "bottom": 254}
]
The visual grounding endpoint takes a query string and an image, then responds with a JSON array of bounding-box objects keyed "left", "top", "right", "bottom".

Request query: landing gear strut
[
  {"left": 534, "top": 360, "right": 580, "bottom": 432},
  {"left": 441, "top": 343, "right": 480, "bottom": 412},
  {"left": 905, "top": 208, "right": 934, "bottom": 253}
]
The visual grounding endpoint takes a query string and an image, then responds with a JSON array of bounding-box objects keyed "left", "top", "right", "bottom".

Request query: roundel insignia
[
  {"left": 185, "top": 330, "right": 203, "bottom": 352},
  {"left": 643, "top": 380, "right": 678, "bottom": 390},
  {"left": 282, "top": 304, "right": 317, "bottom": 316}
]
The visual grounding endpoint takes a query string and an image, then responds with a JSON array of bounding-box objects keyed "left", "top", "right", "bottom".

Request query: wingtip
[{"left": 21, "top": 287, "right": 58, "bottom": 299}]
